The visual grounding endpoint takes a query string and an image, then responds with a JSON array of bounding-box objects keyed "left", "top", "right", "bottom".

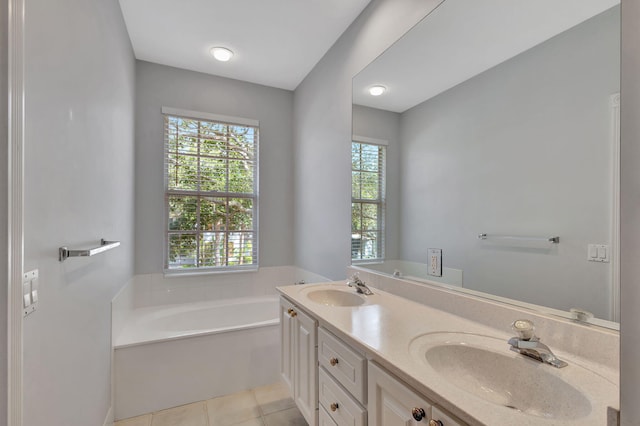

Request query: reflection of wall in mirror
[{"left": 353, "top": 6, "right": 620, "bottom": 320}]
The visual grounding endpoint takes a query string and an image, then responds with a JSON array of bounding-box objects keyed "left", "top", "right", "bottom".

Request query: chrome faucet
[
  {"left": 347, "top": 273, "right": 374, "bottom": 295},
  {"left": 508, "top": 319, "right": 567, "bottom": 368}
]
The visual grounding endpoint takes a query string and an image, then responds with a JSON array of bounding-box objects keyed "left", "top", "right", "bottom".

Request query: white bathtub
[
  {"left": 115, "top": 296, "right": 279, "bottom": 348},
  {"left": 114, "top": 296, "right": 280, "bottom": 420}
]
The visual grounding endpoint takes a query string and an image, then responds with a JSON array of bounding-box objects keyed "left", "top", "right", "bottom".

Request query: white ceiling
[
  {"left": 353, "top": 0, "right": 620, "bottom": 113},
  {"left": 118, "top": 0, "right": 371, "bottom": 91}
]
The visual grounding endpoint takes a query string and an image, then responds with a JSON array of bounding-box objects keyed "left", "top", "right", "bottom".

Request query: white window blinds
[{"left": 163, "top": 108, "right": 259, "bottom": 271}]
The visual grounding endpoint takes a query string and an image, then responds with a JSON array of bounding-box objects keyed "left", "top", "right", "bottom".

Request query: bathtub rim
[{"left": 114, "top": 295, "right": 280, "bottom": 350}]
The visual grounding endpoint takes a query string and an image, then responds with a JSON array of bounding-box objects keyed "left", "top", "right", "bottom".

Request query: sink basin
[
  {"left": 306, "top": 289, "right": 366, "bottom": 307},
  {"left": 409, "top": 333, "right": 592, "bottom": 420}
]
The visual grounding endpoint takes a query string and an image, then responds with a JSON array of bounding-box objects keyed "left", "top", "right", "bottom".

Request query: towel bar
[
  {"left": 59, "top": 239, "right": 120, "bottom": 262},
  {"left": 478, "top": 233, "right": 559, "bottom": 244}
]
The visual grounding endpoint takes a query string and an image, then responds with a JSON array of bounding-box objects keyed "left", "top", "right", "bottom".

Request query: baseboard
[{"left": 103, "top": 406, "right": 114, "bottom": 426}]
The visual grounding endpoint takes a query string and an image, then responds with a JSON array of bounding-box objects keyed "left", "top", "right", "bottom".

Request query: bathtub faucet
[{"left": 347, "top": 274, "right": 374, "bottom": 295}]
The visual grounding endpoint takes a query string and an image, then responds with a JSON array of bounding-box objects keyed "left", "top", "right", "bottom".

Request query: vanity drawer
[
  {"left": 319, "top": 367, "right": 366, "bottom": 426},
  {"left": 318, "top": 327, "right": 366, "bottom": 403},
  {"left": 319, "top": 405, "right": 339, "bottom": 426}
]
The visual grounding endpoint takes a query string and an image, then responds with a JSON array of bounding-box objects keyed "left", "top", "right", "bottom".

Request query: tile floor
[{"left": 115, "top": 381, "right": 308, "bottom": 426}]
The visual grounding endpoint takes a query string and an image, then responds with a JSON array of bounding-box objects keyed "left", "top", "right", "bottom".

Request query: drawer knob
[
  {"left": 429, "top": 420, "right": 443, "bottom": 426},
  {"left": 330, "top": 402, "right": 339, "bottom": 412},
  {"left": 412, "top": 407, "right": 426, "bottom": 421},
  {"left": 329, "top": 357, "right": 339, "bottom": 366}
]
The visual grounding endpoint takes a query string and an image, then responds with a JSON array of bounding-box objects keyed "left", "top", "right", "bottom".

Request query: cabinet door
[
  {"left": 294, "top": 307, "right": 318, "bottom": 426},
  {"left": 280, "top": 297, "right": 296, "bottom": 394},
  {"left": 368, "top": 361, "right": 431, "bottom": 426}
]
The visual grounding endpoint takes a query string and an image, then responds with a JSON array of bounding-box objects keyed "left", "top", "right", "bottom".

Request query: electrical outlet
[{"left": 428, "top": 248, "right": 442, "bottom": 277}]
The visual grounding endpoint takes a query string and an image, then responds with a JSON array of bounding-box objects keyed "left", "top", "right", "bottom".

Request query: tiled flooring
[{"left": 115, "top": 381, "right": 307, "bottom": 426}]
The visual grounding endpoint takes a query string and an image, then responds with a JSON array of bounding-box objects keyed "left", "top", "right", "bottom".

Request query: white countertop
[{"left": 277, "top": 281, "right": 619, "bottom": 426}]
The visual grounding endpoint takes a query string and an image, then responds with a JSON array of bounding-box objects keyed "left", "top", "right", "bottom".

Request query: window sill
[
  {"left": 163, "top": 266, "right": 259, "bottom": 278},
  {"left": 351, "top": 259, "right": 385, "bottom": 266}
]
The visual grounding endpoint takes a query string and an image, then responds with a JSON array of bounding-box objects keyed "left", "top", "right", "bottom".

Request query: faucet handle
[
  {"left": 348, "top": 273, "right": 361, "bottom": 284},
  {"left": 511, "top": 319, "right": 535, "bottom": 340}
]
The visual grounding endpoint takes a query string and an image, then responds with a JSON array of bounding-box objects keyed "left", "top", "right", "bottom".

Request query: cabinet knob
[
  {"left": 429, "top": 420, "right": 443, "bottom": 426},
  {"left": 287, "top": 308, "right": 293, "bottom": 314},
  {"left": 330, "top": 402, "right": 339, "bottom": 412},
  {"left": 412, "top": 407, "right": 426, "bottom": 421},
  {"left": 329, "top": 357, "right": 339, "bottom": 366},
  {"left": 290, "top": 310, "right": 297, "bottom": 317}
]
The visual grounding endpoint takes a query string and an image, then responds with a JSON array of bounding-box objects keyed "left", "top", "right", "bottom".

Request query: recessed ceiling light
[
  {"left": 210, "top": 47, "right": 234, "bottom": 62},
  {"left": 369, "top": 85, "right": 386, "bottom": 96}
]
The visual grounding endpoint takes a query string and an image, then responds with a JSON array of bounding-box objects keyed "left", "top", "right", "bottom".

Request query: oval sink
[
  {"left": 306, "top": 289, "right": 365, "bottom": 307},
  {"left": 409, "top": 333, "right": 592, "bottom": 420}
]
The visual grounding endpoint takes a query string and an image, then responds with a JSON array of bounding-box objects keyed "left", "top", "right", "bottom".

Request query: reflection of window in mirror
[{"left": 351, "top": 139, "right": 386, "bottom": 262}]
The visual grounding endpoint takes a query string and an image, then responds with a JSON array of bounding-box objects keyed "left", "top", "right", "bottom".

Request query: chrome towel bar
[
  {"left": 478, "top": 233, "right": 559, "bottom": 244},
  {"left": 59, "top": 239, "right": 121, "bottom": 262}
]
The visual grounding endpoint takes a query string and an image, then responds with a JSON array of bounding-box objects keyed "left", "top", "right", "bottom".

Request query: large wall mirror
[{"left": 351, "top": 0, "right": 621, "bottom": 327}]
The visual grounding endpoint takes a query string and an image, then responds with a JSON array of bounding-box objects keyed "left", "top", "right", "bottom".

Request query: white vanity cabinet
[
  {"left": 280, "top": 297, "right": 318, "bottom": 426},
  {"left": 368, "top": 361, "right": 463, "bottom": 426},
  {"left": 280, "top": 294, "right": 465, "bottom": 426}
]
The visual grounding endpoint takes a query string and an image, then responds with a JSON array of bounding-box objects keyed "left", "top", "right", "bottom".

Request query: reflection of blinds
[
  {"left": 162, "top": 107, "right": 259, "bottom": 271},
  {"left": 351, "top": 138, "right": 386, "bottom": 261}
]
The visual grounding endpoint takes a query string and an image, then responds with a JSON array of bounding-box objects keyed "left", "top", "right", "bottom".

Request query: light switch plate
[
  {"left": 587, "top": 244, "right": 610, "bottom": 263},
  {"left": 428, "top": 248, "right": 442, "bottom": 277}
]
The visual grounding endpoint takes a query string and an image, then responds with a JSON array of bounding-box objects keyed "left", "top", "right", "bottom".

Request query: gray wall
[
  {"left": 0, "top": 0, "right": 7, "bottom": 422},
  {"left": 397, "top": 7, "right": 619, "bottom": 319},
  {"left": 352, "top": 105, "right": 401, "bottom": 261},
  {"left": 23, "top": 0, "right": 135, "bottom": 424},
  {"left": 293, "top": 0, "right": 444, "bottom": 279},
  {"left": 620, "top": 0, "right": 640, "bottom": 423},
  {"left": 134, "top": 61, "right": 295, "bottom": 274}
]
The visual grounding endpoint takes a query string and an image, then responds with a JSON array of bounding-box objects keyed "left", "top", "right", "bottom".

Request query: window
[
  {"left": 351, "top": 139, "right": 386, "bottom": 261},
  {"left": 163, "top": 107, "right": 258, "bottom": 272}
]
